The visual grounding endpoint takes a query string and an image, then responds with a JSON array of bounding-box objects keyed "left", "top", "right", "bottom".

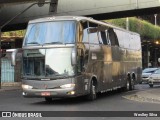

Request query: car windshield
[
  {"left": 142, "top": 68, "right": 158, "bottom": 73},
  {"left": 23, "top": 20, "right": 76, "bottom": 46},
  {"left": 154, "top": 69, "right": 160, "bottom": 74}
]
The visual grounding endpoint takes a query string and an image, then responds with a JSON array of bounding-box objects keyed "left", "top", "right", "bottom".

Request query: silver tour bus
[{"left": 12, "top": 16, "right": 142, "bottom": 102}]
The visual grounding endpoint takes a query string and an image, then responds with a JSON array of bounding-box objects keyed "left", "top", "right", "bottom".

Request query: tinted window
[
  {"left": 107, "top": 28, "right": 119, "bottom": 46},
  {"left": 142, "top": 68, "right": 158, "bottom": 73},
  {"left": 154, "top": 69, "right": 160, "bottom": 74},
  {"left": 24, "top": 21, "right": 76, "bottom": 46},
  {"left": 98, "top": 31, "right": 107, "bottom": 45}
]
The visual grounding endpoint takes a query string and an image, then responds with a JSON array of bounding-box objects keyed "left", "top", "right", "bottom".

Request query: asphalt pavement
[
  {"left": 0, "top": 84, "right": 160, "bottom": 120},
  {"left": 1, "top": 84, "right": 160, "bottom": 104}
]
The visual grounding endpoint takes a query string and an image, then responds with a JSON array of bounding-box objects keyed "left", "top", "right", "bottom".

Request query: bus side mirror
[
  {"left": 71, "top": 48, "right": 77, "bottom": 66},
  {"left": 11, "top": 49, "right": 19, "bottom": 66}
]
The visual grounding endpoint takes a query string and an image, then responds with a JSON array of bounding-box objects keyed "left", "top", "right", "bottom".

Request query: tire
[
  {"left": 87, "top": 80, "right": 96, "bottom": 100},
  {"left": 131, "top": 78, "right": 135, "bottom": 90},
  {"left": 139, "top": 81, "right": 142, "bottom": 84},
  {"left": 126, "top": 79, "right": 130, "bottom": 91},
  {"left": 45, "top": 97, "right": 53, "bottom": 103},
  {"left": 149, "top": 84, "right": 153, "bottom": 88},
  {"left": 125, "top": 75, "right": 134, "bottom": 91}
]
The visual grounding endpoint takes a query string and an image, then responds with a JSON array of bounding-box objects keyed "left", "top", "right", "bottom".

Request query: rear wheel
[
  {"left": 126, "top": 79, "right": 130, "bottom": 91},
  {"left": 87, "top": 80, "right": 96, "bottom": 100},
  {"left": 139, "top": 81, "right": 142, "bottom": 84},
  {"left": 125, "top": 75, "right": 134, "bottom": 91},
  {"left": 149, "top": 84, "right": 153, "bottom": 88},
  {"left": 45, "top": 97, "right": 53, "bottom": 103}
]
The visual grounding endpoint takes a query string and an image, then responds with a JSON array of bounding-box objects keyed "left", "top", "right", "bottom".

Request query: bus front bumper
[{"left": 22, "top": 88, "right": 77, "bottom": 98}]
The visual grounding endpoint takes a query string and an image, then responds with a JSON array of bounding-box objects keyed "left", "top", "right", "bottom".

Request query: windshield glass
[
  {"left": 142, "top": 68, "right": 158, "bottom": 73},
  {"left": 23, "top": 48, "right": 75, "bottom": 79},
  {"left": 24, "top": 21, "right": 76, "bottom": 46},
  {"left": 154, "top": 69, "right": 160, "bottom": 74}
]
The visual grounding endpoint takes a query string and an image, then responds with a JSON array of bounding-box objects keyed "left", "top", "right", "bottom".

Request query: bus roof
[{"left": 29, "top": 16, "right": 140, "bottom": 36}]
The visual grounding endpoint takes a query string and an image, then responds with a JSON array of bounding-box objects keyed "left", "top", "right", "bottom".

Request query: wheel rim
[
  {"left": 92, "top": 85, "right": 96, "bottom": 95},
  {"left": 127, "top": 80, "right": 130, "bottom": 90}
]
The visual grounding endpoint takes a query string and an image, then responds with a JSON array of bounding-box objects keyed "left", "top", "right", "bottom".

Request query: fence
[{"left": 1, "top": 59, "right": 14, "bottom": 82}]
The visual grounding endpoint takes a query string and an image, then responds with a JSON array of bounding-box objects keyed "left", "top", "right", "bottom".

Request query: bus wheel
[
  {"left": 126, "top": 75, "right": 133, "bottom": 91},
  {"left": 45, "top": 97, "right": 53, "bottom": 103},
  {"left": 126, "top": 79, "right": 130, "bottom": 91},
  {"left": 149, "top": 84, "right": 153, "bottom": 88},
  {"left": 87, "top": 80, "right": 96, "bottom": 100}
]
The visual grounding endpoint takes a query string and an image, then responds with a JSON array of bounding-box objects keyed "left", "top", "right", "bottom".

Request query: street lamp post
[
  {"left": 154, "top": 14, "right": 158, "bottom": 66},
  {"left": 136, "top": 0, "right": 139, "bottom": 9},
  {"left": 154, "top": 14, "right": 157, "bottom": 26},
  {"left": 0, "top": 0, "right": 51, "bottom": 89},
  {"left": 126, "top": 17, "right": 129, "bottom": 30}
]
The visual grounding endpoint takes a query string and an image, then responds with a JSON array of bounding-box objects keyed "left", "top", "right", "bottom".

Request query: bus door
[{"left": 87, "top": 26, "right": 103, "bottom": 89}]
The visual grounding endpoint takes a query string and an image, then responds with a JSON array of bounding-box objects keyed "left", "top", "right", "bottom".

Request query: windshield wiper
[
  {"left": 43, "top": 42, "right": 63, "bottom": 45},
  {"left": 27, "top": 42, "right": 40, "bottom": 45},
  {"left": 46, "top": 73, "right": 70, "bottom": 78}
]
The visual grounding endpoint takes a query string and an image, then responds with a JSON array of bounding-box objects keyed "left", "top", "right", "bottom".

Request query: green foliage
[
  {"left": 2, "top": 18, "right": 160, "bottom": 40},
  {"left": 105, "top": 17, "right": 160, "bottom": 39},
  {"left": 2, "top": 30, "right": 25, "bottom": 37}
]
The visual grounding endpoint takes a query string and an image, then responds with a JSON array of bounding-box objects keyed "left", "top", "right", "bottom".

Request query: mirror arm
[
  {"left": 11, "top": 49, "right": 19, "bottom": 66},
  {"left": 71, "top": 47, "right": 77, "bottom": 66}
]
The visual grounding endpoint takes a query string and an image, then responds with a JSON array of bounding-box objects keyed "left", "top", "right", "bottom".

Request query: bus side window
[
  {"left": 99, "top": 31, "right": 107, "bottom": 45},
  {"left": 107, "top": 28, "right": 119, "bottom": 46},
  {"left": 88, "top": 29, "right": 99, "bottom": 44},
  {"left": 82, "top": 28, "right": 88, "bottom": 43}
]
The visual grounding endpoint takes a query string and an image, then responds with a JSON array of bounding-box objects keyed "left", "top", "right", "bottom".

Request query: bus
[{"left": 12, "top": 16, "right": 142, "bottom": 102}]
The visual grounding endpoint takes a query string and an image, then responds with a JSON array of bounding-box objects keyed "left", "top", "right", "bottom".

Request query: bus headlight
[
  {"left": 22, "top": 84, "right": 33, "bottom": 89},
  {"left": 60, "top": 84, "right": 75, "bottom": 89}
]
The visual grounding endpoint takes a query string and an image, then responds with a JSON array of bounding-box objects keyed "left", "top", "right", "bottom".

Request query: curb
[
  {"left": 1, "top": 82, "right": 21, "bottom": 87},
  {"left": 123, "top": 89, "right": 160, "bottom": 104},
  {"left": 0, "top": 82, "right": 21, "bottom": 92}
]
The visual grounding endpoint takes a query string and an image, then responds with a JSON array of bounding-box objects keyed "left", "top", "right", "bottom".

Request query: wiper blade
[
  {"left": 46, "top": 74, "right": 69, "bottom": 78},
  {"left": 43, "top": 42, "right": 63, "bottom": 45},
  {"left": 28, "top": 42, "right": 38, "bottom": 44}
]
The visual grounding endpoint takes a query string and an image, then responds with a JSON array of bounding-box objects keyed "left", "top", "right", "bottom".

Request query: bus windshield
[
  {"left": 23, "top": 48, "right": 75, "bottom": 79},
  {"left": 24, "top": 20, "right": 76, "bottom": 46}
]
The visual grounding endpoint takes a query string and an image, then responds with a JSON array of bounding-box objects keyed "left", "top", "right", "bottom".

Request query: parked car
[
  {"left": 148, "top": 68, "right": 160, "bottom": 87},
  {"left": 141, "top": 68, "right": 158, "bottom": 84}
]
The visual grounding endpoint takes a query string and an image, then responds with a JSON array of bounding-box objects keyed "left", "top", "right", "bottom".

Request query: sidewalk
[
  {"left": 0, "top": 82, "right": 21, "bottom": 92},
  {"left": 123, "top": 87, "right": 160, "bottom": 104}
]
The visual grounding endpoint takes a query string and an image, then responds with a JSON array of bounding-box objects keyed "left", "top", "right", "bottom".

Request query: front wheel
[
  {"left": 45, "top": 97, "right": 53, "bottom": 103},
  {"left": 86, "top": 80, "right": 96, "bottom": 100},
  {"left": 149, "top": 84, "right": 153, "bottom": 88}
]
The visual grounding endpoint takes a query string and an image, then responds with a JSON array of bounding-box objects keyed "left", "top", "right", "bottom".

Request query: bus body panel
[{"left": 18, "top": 16, "right": 142, "bottom": 99}]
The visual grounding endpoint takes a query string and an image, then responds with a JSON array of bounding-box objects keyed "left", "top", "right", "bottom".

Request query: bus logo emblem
[{"left": 44, "top": 85, "right": 48, "bottom": 89}]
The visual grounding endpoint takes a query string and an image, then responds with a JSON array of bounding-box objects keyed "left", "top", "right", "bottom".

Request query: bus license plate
[{"left": 41, "top": 92, "right": 50, "bottom": 96}]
